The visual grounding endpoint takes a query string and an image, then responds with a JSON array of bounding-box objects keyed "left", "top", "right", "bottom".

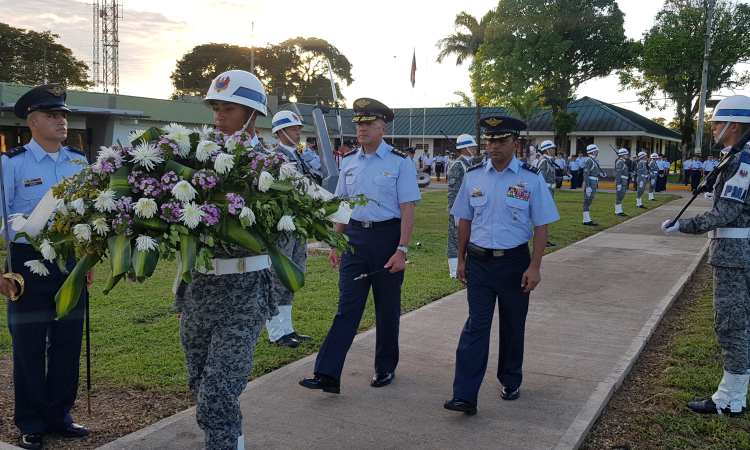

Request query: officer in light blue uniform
[
  {"left": 444, "top": 116, "right": 560, "bottom": 415},
  {"left": 300, "top": 98, "right": 421, "bottom": 394},
  {"left": 1, "top": 84, "right": 92, "bottom": 450}
]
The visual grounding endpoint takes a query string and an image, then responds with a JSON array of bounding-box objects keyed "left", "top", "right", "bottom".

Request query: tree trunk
[{"left": 475, "top": 99, "right": 481, "bottom": 153}]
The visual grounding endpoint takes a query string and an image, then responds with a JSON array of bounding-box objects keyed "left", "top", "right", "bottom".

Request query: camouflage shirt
[
  {"left": 637, "top": 160, "right": 649, "bottom": 179},
  {"left": 679, "top": 148, "right": 750, "bottom": 268},
  {"left": 615, "top": 158, "right": 628, "bottom": 185},
  {"left": 447, "top": 157, "right": 469, "bottom": 209},
  {"left": 583, "top": 157, "right": 599, "bottom": 179},
  {"left": 538, "top": 156, "right": 556, "bottom": 185}
]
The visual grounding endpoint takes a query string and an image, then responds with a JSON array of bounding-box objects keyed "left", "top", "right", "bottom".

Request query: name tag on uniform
[
  {"left": 345, "top": 173, "right": 353, "bottom": 177},
  {"left": 23, "top": 178, "right": 43, "bottom": 187},
  {"left": 471, "top": 188, "right": 484, "bottom": 197}
]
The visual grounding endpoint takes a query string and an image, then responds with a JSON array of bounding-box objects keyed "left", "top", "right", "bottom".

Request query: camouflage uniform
[
  {"left": 537, "top": 155, "right": 557, "bottom": 198},
  {"left": 582, "top": 156, "right": 599, "bottom": 212},
  {"left": 175, "top": 247, "right": 276, "bottom": 450},
  {"left": 679, "top": 148, "right": 750, "bottom": 378},
  {"left": 447, "top": 157, "right": 471, "bottom": 262},
  {"left": 614, "top": 158, "right": 628, "bottom": 205},
  {"left": 648, "top": 160, "right": 659, "bottom": 194},
  {"left": 636, "top": 159, "right": 649, "bottom": 200}
]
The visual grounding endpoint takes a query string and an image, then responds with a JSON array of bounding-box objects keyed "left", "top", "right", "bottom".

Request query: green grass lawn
[{"left": 0, "top": 190, "right": 679, "bottom": 394}]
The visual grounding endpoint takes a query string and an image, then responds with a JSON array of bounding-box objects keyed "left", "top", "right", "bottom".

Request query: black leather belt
[
  {"left": 349, "top": 218, "right": 401, "bottom": 229},
  {"left": 467, "top": 242, "right": 529, "bottom": 261}
]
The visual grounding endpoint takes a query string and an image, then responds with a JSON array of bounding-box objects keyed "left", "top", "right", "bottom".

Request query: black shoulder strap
[
  {"left": 390, "top": 148, "right": 408, "bottom": 158},
  {"left": 522, "top": 163, "right": 540, "bottom": 175},
  {"left": 66, "top": 146, "right": 86, "bottom": 157},
  {"left": 4, "top": 146, "right": 27, "bottom": 158},
  {"left": 467, "top": 162, "right": 484, "bottom": 173},
  {"left": 343, "top": 149, "right": 358, "bottom": 158}
]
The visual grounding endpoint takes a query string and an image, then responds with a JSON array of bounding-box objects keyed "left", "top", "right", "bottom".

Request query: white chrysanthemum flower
[
  {"left": 128, "top": 129, "right": 147, "bottom": 143},
  {"left": 195, "top": 124, "right": 213, "bottom": 139},
  {"left": 24, "top": 260, "right": 49, "bottom": 276},
  {"left": 214, "top": 152, "right": 235, "bottom": 175},
  {"left": 196, "top": 140, "right": 220, "bottom": 162},
  {"left": 94, "top": 189, "right": 117, "bottom": 213},
  {"left": 179, "top": 202, "right": 205, "bottom": 229},
  {"left": 240, "top": 207, "right": 256, "bottom": 225},
  {"left": 97, "top": 146, "right": 121, "bottom": 161},
  {"left": 277, "top": 215, "right": 296, "bottom": 232},
  {"left": 225, "top": 138, "right": 238, "bottom": 151},
  {"left": 318, "top": 208, "right": 327, "bottom": 217},
  {"left": 311, "top": 187, "right": 326, "bottom": 200},
  {"left": 73, "top": 224, "right": 92, "bottom": 242},
  {"left": 135, "top": 234, "right": 159, "bottom": 252},
  {"left": 71, "top": 198, "right": 86, "bottom": 215},
  {"left": 54, "top": 198, "right": 68, "bottom": 215},
  {"left": 134, "top": 198, "right": 158, "bottom": 219},
  {"left": 258, "top": 171, "right": 274, "bottom": 192},
  {"left": 40, "top": 239, "right": 56, "bottom": 262},
  {"left": 163, "top": 123, "right": 192, "bottom": 157},
  {"left": 131, "top": 142, "right": 164, "bottom": 171},
  {"left": 92, "top": 217, "right": 110, "bottom": 235},
  {"left": 172, "top": 180, "right": 197, "bottom": 202},
  {"left": 279, "top": 163, "right": 297, "bottom": 181}
]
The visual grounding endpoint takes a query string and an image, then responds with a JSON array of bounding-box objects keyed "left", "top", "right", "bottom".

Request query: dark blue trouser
[
  {"left": 6, "top": 243, "right": 85, "bottom": 435},
  {"left": 453, "top": 250, "right": 530, "bottom": 406},
  {"left": 314, "top": 221, "right": 403, "bottom": 381}
]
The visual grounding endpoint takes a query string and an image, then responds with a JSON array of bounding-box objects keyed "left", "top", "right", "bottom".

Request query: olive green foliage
[
  {"left": 552, "top": 110, "right": 579, "bottom": 156},
  {"left": 0, "top": 22, "right": 91, "bottom": 89},
  {"left": 619, "top": 0, "right": 750, "bottom": 146},
  {"left": 504, "top": 87, "right": 545, "bottom": 153}
]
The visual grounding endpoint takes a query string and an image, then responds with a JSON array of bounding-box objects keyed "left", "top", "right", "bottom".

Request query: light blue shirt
[
  {"left": 692, "top": 160, "right": 703, "bottom": 170},
  {"left": 569, "top": 160, "right": 580, "bottom": 171},
  {"left": 704, "top": 160, "right": 718, "bottom": 171},
  {"left": 576, "top": 157, "right": 585, "bottom": 166},
  {"left": 684, "top": 160, "right": 693, "bottom": 170},
  {"left": 335, "top": 140, "right": 421, "bottom": 222},
  {"left": 1, "top": 139, "right": 88, "bottom": 242},
  {"left": 555, "top": 157, "right": 567, "bottom": 169},
  {"left": 450, "top": 157, "right": 560, "bottom": 249}
]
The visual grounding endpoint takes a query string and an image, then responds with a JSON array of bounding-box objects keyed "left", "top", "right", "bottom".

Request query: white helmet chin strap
[
  {"left": 715, "top": 122, "right": 731, "bottom": 145},
  {"left": 280, "top": 128, "right": 300, "bottom": 147},
  {"left": 242, "top": 110, "right": 258, "bottom": 135}
]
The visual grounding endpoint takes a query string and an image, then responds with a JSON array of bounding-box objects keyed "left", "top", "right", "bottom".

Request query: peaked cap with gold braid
[
  {"left": 479, "top": 115, "right": 527, "bottom": 140},
  {"left": 352, "top": 97, "right": 394, "bottom": 123}
]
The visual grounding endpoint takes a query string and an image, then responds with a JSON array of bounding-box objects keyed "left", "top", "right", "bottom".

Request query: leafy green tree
[
  {"left": 0, "top": 23, "right": 90, "bottom": 88},
  {"left": 170, "top": 38, "right": 353, "bottom": 105},
  {"left": 552, "top": 111, "right": 579, "bottom": 157},
  {"left": 503, "top": 87, "right": 544, "bottom": 154},
  {"left": 619, "top": 0, "right": 750, "bottom": 147},
  {"left": 436, "top": 10, "right": 496, "bottom": 145}
]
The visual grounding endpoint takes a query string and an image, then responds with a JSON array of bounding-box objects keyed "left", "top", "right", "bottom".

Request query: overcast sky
[{"left": 1, "top": 0, "right": 748, "bottom": 121}]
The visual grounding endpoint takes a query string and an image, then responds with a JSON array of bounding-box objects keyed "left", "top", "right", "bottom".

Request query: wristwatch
[{"left": 397, "top": 245, "right": 409, "bottom": 254}]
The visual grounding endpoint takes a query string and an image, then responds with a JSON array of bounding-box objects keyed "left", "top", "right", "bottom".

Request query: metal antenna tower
[
  {"left": 91, "top": 0, "right": 101, "bottom": 90},
  {"left": 101, "top": 0, "right": 122, "bottom": 93}
]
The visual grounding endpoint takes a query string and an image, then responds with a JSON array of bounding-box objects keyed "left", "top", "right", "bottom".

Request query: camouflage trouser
[
  {"left": 713, "top": 266, "right": 750, "bottom": 375},
  {"left": 615, "top": 183, "right": 627, "bottom": 205},
  {"left": 648, "top": 176, "right": 657, "bottom": 194},
  {"left": 181, "top": 314, "right": 264, "bottom": 450},
  {"left": 447, "top": 214, "right": 459, "bottom": 258},
  {"left": 637, "top": 176, "right": 646, "bottom": 198},
  {"left": 548, "top": 187, "right": 555, "bottom": 199},
  {"left": 583, "top": 180, "right": 597, "bottom": 212},
  {"left": 270, "top": 232, "right": 308, "bottom": 307}
]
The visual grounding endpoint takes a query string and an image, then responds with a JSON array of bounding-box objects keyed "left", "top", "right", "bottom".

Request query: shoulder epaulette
[
  {"left": 66, "top": 146, "right": 86, "bottom": 157},
  {"left": 4, "top": 146, "right": 27, "bottom": 158},
  {"left": 522, "top": 163, "right": 540, "bottom": 175},
  {"left": 467, "top": 162, "right": 484, "bottom": 172},
  {"left": 343, "top": 149, "right": 358, "bottom": 158},
  {"left": 390, "top": 148, "right": 408, "bottom": 158}
]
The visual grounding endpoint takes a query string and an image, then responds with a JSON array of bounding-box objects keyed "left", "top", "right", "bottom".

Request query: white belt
[
  {"left": 546, "top": 183, "right": 554, "bottom": 188},
  {"left": 620, "top": 175, "right": 629, "bottom": 179},
  {"left": 588, "top": 176, "right": 598, "bottom": 180},
  {"left": 707, "top": 228, "right": 750, "bottom": 239},
  {"left": 197, "top": 255, "right": 271, "bottom": 275}
]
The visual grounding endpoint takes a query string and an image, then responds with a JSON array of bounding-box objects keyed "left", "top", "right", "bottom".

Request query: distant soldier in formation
[
  {"left": 648, "top": 152, "right": 660, "bottom": 201},
  {"left": 447, "top": 134, "right": 479, "bottom": 278},
  {"left": 568, "top": 156, "right": 580, "bottom": 189},
  {"left": 635, "top": 151, "right": 649, "bottom": 209},
  {"left": 614, "top": 148, "right": 630, "bottom": 217},
  {"left": 537, "top": 140, "right": 559, "bottom": 246},
  {"left": 582, "top": 144, "right": 602, "bottom": 226},
  {"left": 554, "top": 152, "right": 567, "bottom": 188}
]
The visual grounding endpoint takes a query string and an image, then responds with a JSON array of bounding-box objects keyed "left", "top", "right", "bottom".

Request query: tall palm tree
[
  {"left": 504, "top": 87, "right": 544, "bottom": 156},
  {"left": 436, "top": 10, "right": 495, "bottom": 146}
]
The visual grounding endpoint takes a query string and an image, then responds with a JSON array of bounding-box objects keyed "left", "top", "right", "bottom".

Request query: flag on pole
[{"left": 410, "top": 49, "right": 417, "bottom": 88}]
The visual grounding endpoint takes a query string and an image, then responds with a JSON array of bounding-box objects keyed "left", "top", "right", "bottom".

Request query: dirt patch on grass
[
  {"left": 0, "top": 355, "right": 193, "bottom": 449},
  {"left": 580, "top": 258, "right": 713, "bottom": 450}
]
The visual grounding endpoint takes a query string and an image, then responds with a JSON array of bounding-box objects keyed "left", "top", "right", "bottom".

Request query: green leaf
[
  {"left": 109, "top": 166, "right": 133, "bottom": 198},
  {"left": 56, "top": 257, "right": 70, "bottom": 275},
  {"left": 133, "top": 216, "right": 169, "bottom": 233},
  {"left": 180, "top": 233, "right": 198, "bottom": 283},
  {"left": 54, "top": 254, "right": 100, "bottom": 319},
  {"left": 103, "top": 272, "right": 126, "bottom": 294},
  {"left": 129, "top": 126, "right": 165, "bottom": 147},
  {"left": 263, "top": 239, "right": 305, "bottom": 293},
  {"left": 224, "top": 219, "right": 263, "bottom": 254},
  {"left": 108, "top": 234, "right": 134, "bottom": 276},
  {"left": 131, "top": 237, "right": 161, "bottom": 278},
  {"left": 165, "top": 160, "right": 198, "bottom": 182},
  {"left": 269, "top": 181, "right": 294, "bottom": 191}
]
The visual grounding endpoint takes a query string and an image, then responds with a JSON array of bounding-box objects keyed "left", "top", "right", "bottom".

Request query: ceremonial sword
[{"left": 0, "top": 158, "right": 24, "bottom": 301}]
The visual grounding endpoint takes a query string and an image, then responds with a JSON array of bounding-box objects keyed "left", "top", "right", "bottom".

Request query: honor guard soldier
[
  {"left": 614, "top": 148, "right": 630, "bottom": 216},
  {"left": 537, "top": 140, "right": 559, "bottom": 246},
  {"left": 2, "top": 85, "right": 94, "bottom": 450},
  {"left": 648, "top": 153, "right": 660, "bottom": 201},
  {"left": 636, "top": 151, "right": 649, "bottom": 209},
  {"left": 662, "top": 95, "right": 750, "bottom": 417},
  {"left": 300, "top": 98, "right": 421, "bottom": 393},
  {"left": 582, "top": 144, "right": 603, "bottom": 226},
  {"left": 447, "top": 134, "right": 479, "bottom": 278},
  {"left": 263, "top": 111, "right": 313, "bottom": 348},
  {"left": 443, "top": 116, "right": 560, "bottom": 415},
  {"left": 175, "top": 70, "right": 274, "bottom": 450}
]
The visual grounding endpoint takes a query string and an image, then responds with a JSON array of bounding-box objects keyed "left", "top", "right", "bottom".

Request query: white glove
[
  {"left": 704, "top": 192, "right": 714, "bottom": 200},
  {"left": 446, "top": 206, "right": 451, "bottom": 213},
  {"left": 454, "top": 215, "right": 460, "bottom": 226},
  {"left": 661, "top": 219, "right": 680, "bottom": 235},
  {"left": 599, "top": 172, "right": 606, "bottom": 178}
]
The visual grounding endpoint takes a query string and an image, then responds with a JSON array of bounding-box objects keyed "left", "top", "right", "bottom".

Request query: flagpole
[
  {"left": 422, "top": 56, "right": 426, "bottom": 154},
  {"left": 392, "top": 56, "right": 396, "bottom": 146}
]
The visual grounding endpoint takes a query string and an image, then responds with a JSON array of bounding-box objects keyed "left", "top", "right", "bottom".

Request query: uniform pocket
[
  {"left": 469, "top": 196, "right": 487, "bottom": 221},
  {"left": 374, "top": 175, "right": 397, "bottom": 201},
  {"left": 714, "top": 307, "right": 745, "bottom": 333},
  {"left": 17, "top": 183, "right": 47, "bottom": 202}
]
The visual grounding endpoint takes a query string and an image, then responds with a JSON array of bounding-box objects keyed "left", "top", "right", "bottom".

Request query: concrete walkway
[{"left": 96, "top": 196, "right": 712, "bottom": 450}]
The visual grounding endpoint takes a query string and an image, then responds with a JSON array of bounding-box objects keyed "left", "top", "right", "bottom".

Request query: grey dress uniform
[
  {"left": 537, "top": 155, "right": 557, "bottom": 197},
  {"left": 614, "top": 158, "right": 628, "bottom": 205},
  {"left": 636, "top": 160, "right": 649, "bottom": 199},
  {"left": 648, "top": 160, "right": 659, "bottom": 194},
  {"left": 582, "top": 156, "right": 600, "bottom": 212},
  {"left": 447, "top": 156, "right": 472, "bottom": 263}
]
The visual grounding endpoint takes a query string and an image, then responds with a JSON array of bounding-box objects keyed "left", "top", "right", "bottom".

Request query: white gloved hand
[
  {"left": 662, "top": 219, "right": 680, "bottom": 235},
  {"left": 446, "top": 206, "right": 451, "bottom": 213},
  {"left": 599, "top": 172, "right": 607, "bottom": 178},
  {"left": 704, "top": 192, "right": 714, "bottom": 200}
]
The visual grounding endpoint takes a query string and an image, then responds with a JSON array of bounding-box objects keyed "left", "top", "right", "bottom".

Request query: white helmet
[
  {"left": 202, "top": 70, "right": 268, "bottom": 116},
  {"left": 708, "top": 95, "right": 750, "bottom": 124},
  {"left": 586, "top": 144, "right": 599, "bottom": 153},
  {"left": 271, "top": 111, "right": 303, "bottom": 133},
  {"left": 540, "top": 140, "right": 556, "bottom": 152},
  {"left": 455, "top": 134, "right": 478, "bottom": 149},
  {"left": 637, "top": 151, "right": 647, "bottom": 158},
  {"left": 650, "top": 153, "right": 659, "bottom": 159},
  {"left": 617, "top": 148, "right": 628, "bottom": 156}
]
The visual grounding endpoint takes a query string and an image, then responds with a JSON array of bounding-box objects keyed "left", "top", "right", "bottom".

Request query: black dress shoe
[
  {"left": 637, "top": 205, "right": 648, "bottom": 209},
  {"left": 272, "top": 334, "right": 300, "bottom": 348},
  {"left": 299, "top": 374, "right": 340, "bottom": 394},
  {"left": 371, "top": 372, "right": 394, "bottom": 387},
  {"left": 616, "top": 212, "right": 628, "bottom": 217},
  {"left": 19, "top": 434, "right": 43, "bottom": 449},
  {"left": 649, "top": 199, "right": 657, "bottom": 201},
  {"left": 546, "top": 241, "right": 556, "bottom": 247},
  {"left": 54, "top": 423, "right": 89, "bottom": 438},
  {"left": 502, "top": 386, "right": 520, "bottom": 400},
  {"left": 583, "top": 221, "right": 598, "bottom": 226},
  {"left": 290, "top": 331, "right": 311, "bottom": 341},
  {"left": 687, "top": 397, "right": 745, "bottom": 417},
  {"left": 444, "top": 398, "right": 477, "bottom": 415}
]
